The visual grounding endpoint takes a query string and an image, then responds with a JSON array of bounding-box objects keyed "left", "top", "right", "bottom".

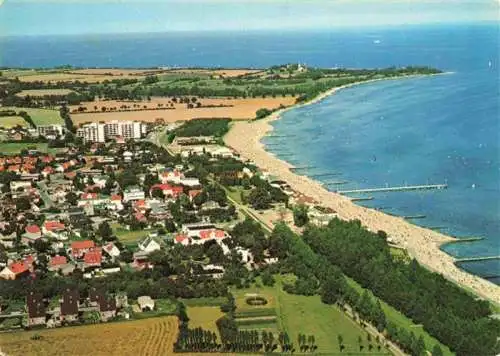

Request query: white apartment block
[
  {"left": 76, "top": 122, "right": 106, "bottom": 143},
  {"left": 77, "top": 121, "right": 144, "bottom": 143}
]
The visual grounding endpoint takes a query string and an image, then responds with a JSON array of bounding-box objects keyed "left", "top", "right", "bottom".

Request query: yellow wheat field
[{"left": 0, "top": 316, "right": 178, "bottom": 356}]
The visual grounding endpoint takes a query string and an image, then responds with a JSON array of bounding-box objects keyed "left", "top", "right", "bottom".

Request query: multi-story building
[
  {"left": 77, "top": 121, "right": 144, "bottom": 143},
  {"left": 38, "top": 124, "right": 65, "bottom": 139},
  {"left": 76, "top": 122, "right": 106, "bottom": 143}
]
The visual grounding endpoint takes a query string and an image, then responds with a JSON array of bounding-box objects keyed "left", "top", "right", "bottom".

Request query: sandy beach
[{"left": 224, "top": 79, "right": 500, "bottom": 305}]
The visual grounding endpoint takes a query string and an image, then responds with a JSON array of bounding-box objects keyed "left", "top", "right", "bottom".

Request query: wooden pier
[
  {"left": 337, "top": 184, "right": 447, "bottom": 195},
  {"left": 455, "top": 255, "right": 500, "bottom": 263}
]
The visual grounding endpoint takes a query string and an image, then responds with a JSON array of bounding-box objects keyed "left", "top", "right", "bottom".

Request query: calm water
[{"left": 1, "top": 24, "right": 499, "bottom": 283}]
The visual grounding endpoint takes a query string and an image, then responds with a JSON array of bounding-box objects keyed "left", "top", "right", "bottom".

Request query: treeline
[
  {"left": 0, "top": 269, "right": 228, "bottom": 303},
  {"left": 175, "top": 118, "right": 231, "bottom": 137},
  {"left": 301, "top": 219, "right": 499, "bottom": 356}
]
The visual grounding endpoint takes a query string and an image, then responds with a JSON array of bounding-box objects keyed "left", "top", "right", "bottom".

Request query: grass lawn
[
  {"left": 274, "top": 277, "right": 389, "bottom": 355},
  {"left": 225, "top": 186, "right": 249, "bottom": 205},
  {"left": 186, "top": 306, "right": 224, "bottom": 341},
  {"left": 180, "top": 297, "right": 228, "bottom": 307},
  {"left": 0, "top": 142, "right": 58, "bottom": 154},
  {"left": 0, "top": 116, "right": 27, "bottom": 128},
  {"left": 346, "top": 277, "right": 454, "bottom": 356},
  {"left": 132, "top": 298, "right": 178, "bottom": 319},
  {"left": 1, "top": 107, "right": 63, "bottom": 125},
  {"left": 111, "top": 222, "right": 153, "bottom": 244}
]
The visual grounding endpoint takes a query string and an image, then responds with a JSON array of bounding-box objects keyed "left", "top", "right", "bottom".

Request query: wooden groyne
[
  {"left": 324, "top": 180, "right": 349, "bottom": 185},
  {"left": 447, "top": 237, "right": 485, "bottom": 243},
  {"left": 337, "top": 184, "right": 448, "bottom": 194},
  {"left": 290, "top": 166, "right": 316, "bottom": 172},
  {"left": 309, "top": 173, "right": 343, "bottom": 179},
  {"left": 267, "top": 134, "right": 296, "bottom": 138},
  {"left": 404, "top": 215, "right": 426, "bottom": 220},
  {"left": 350, "top": 197, "right": 374, "bottom": 202},
  {"left": 455, "top": 255, "right": 500, "bottom": 263}
]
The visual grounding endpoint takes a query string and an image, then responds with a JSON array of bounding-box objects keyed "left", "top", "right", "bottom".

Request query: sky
[{"left": 0, "top": 0, "right": 498, "bottom": 36}]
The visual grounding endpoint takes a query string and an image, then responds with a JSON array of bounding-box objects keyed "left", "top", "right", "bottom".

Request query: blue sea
[{"left": 1, "top": 23, "right": 499, "bottom": 283}]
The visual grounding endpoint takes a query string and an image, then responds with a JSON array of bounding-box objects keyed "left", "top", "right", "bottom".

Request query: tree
[
  {"left": 293, "top": 204, "right": 309, "bottom": 227},
  {"left": 247, "top": 187, "right": 271, "bottom": 210},
  {"left": 261, "top": 270, "right": 275, "bottom": 286},
  {"left": 65, "top": 192, "right": 78, "bottom": 206},
  {"left": 97, "top": 221, "right": 113, "bottom": 241},
  {"left": 15, "top": 196, "right": 31, "bottom": 211},
  {"left": 431, "top": 345, "right": 443, "bottom": 356},
  {"left": 256, "top": 108, "right": 272, "bottom": 119}
]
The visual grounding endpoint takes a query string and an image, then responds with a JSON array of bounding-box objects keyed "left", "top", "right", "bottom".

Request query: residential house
[
  {"left": 43, "top": 221, "right": 66, "bottom": 239},
  {"left": 137, "top": 296, "right": 155, "bottom": 311},
  {"left": 103, "top": 242, "right": 120, "bottom": 260},
  {"left": 0, "top": 231, "right": 16, "bottom": 248},
  {"left": 49, "top": 255, "right": 68, "bottom": 272},
  {"left": 83, "top": 248, "right": 102, "bottom": 268},
  {"left": 149, "top": 183, "right": 184, "bottom": 199},
  {"left": 27, "top": 291, "right": 46, "bottom": 327},
  {"left": 181, "top": 222, "right": 217, "bottom": 238},
  {"left": 0, "top": 261, "right": 30, "bottom": 280},
  {"left": 132, "top": 250, "right": 153, "bottom": 270},
  {"left": 60, "top": 289, "right": 79, "bottom": 323},
  {"left": 138, "top": 236, "right": 161, "bottom": 253},
  {"left": 99, "top": 298, "right": 117, "bottom": 322},
  {"left": 123, "top": 186, "right": 145, "bottom": 202},
  {"left": 21, "top": 225, "right": 42, "bottom": 245},
  {"left": 71, "top": 240, "right": 95, "bottom": 258}
]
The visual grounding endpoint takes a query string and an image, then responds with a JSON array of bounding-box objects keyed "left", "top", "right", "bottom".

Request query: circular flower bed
[{"left": 245, "top": 296, "right": 268, "bottom": 306}]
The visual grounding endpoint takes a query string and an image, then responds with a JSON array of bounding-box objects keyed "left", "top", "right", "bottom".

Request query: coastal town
[{"left": 0, "top": 64, "right": 498, "bottom": 356}]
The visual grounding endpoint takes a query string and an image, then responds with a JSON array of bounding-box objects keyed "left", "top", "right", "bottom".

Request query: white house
[
  {"left": 138, "top": 236, "right": 161, "bottom": 253},
  {"left": 103, "top": 242, "right": 121, "bottom": 259},
  {"left": 123, "top": 186, "right": 145, "bottom": 202}
]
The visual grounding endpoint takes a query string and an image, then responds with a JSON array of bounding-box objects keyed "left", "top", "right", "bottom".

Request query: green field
[
  {"left": 0, "top": 116, "right": 27, "bottom": 128},
  {"left": 230, "top": 276, "right": 388, "bottom": 355},
  {"left": 1, "top": 107, "right": 62, "bottom": 125},
  {"left": 186, "top": 306, "right": 224, "bottom": 341},
  {"left": 346, "top": 277, "right": 454, "bottom": 356},
  {"left": 0, "top": 142, "right": 58, "bottom": 154}
]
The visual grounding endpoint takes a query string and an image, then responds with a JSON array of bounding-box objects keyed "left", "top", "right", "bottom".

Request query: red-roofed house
[
  {"left": 188, "top": 189, "right": 203, "bottom": 202},
  {"left": 0, "top": 261, "right": 29, "bottom": 280},
  {"left": 43, "top": 221, "right": 66, "bottom": 234},
  {"left": 84, "top": 249, "right": 102, "bottom": 267},
  {"left": 150, "top": 184, "right": 184, "bottom": 198},
  {"left": 174, "top": 234, "right": 190, "bottom": 246},
  {"left": 49, "top": 255, "right": 68, "bottom": 271},
  {"left": 41, "top": 166, "right": 55, "bottom": 178},
  {"left": 22, "top": 225, "right": 42, "bottom": 245},
  {"left": 199, "top": 229, "right": 226, "bottom": 240},
  {"left": 80, "top": 192, "right": 98, "bottom": 200},
  {"left": 134, "top": 212, "right": 147, "bottom": 223},
  {"left": 71, "top": 240, "right": 95, "bottom": 258}
]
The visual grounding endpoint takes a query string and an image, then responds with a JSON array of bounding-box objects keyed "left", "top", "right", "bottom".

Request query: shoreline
[{"left": 224, "top": 74, "right": 500, "bottom": 305}]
